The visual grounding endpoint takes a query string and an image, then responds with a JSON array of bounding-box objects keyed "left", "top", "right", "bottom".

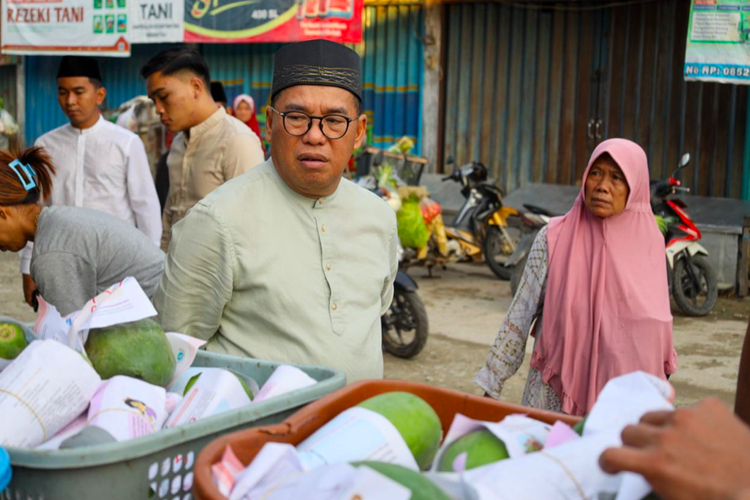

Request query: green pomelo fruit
[
  {"left": 79, "top": 352, "right": 94, "bottom": 367},
  {"left": 236, "top": 375, "right": 255, "bottom": 400},
  {"left": 438, "top": 428, "right": 509, "bottom": 472},
  {"left": 183, "top": 370, "right": 254, "bottom": 400},
  {"left": 357, "top": 392, "right": 442, "bottom": 470},
  {"left": 573, "top": 415, "right": 588, "bottom": 436},
  {"left": 352, "top": 461, "right": 451, "bottom": 500},
  {"left": 183, "top": 373, "right": 201, "bottom": 395},
  {"left": 0, "top": 322, "right": 28, "bottom": 360},
  {"left": 85, "top": 318, "right": 175, "bottom": 387}
]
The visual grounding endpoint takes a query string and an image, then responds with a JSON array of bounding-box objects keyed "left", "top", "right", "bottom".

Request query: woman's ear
[{"left": 0, "top": 207, "right": 8, "bottom": 220}]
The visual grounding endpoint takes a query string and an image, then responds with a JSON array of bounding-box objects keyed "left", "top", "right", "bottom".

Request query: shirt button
[
  {"left": 326, "top": 264, "right": 332, "bottom": 271},
  {"left": 332, "top": 303, "right": 338, "bottom": 311},
  {"left": 322, "top": 225, "right": 327, "bottom": 233}
]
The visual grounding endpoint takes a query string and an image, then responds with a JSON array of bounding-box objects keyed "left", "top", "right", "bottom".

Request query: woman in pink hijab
[
  {"left": 475, "top": 138, "right": 677, "bottom": 416},
  {"left": 233, "top": 94, "right": 265, "bottom": 155}
]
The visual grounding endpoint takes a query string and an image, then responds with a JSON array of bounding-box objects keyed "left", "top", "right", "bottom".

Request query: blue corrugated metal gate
[
  {"left": 359, "top": 4, "right": 422, "bottom": 151},
  {"left": 0, "top": 64, "right": 18, "bottom": 120},
  {"left": 23, "top": 4, "right": 423, "bottom": 152}
]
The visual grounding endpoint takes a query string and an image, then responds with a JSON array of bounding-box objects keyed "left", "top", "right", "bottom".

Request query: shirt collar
[
  {"left": 186, "top": 106, "right": 226, "bottom": 143},
  {"left": 267, "top": 157, "right": 343, "bottom": 208},
  {"left": 72, "top": 115, "right": 104, "bottom": 136}
]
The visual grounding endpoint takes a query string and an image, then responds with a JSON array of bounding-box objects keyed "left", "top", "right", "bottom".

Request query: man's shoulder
[
  {"left": 99, "top": 119, "right": 139, "bottom": 142},
  {"left": 199, "top": 160, "right": 274, "bottom": 210},
  {"left": 219, "top": 114, "right": 256, "bottom": 138},
  {"left": 36, "top": 123, "right": 72, "bottom": 144}
]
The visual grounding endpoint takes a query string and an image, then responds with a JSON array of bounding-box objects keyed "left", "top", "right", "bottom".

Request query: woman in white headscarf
[{"left": 232, "top": 94, "right": 265, "bottom": 155}]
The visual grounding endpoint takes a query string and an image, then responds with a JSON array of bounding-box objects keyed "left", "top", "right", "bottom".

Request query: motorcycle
[
  {"left": 363, "top": 183, "right": 429, "bottom": 359},
  {"left": 439, "top": 159, "right": 520, "bottom": 280},
  {"left": 507, "top": 204, "right": 555, "bottom": 297},
  {"left": 381, "top": 246, "right": 430, "bottom": 359},
  {"left": 651, "top": 153, "right": 718, "bottom": 317}
]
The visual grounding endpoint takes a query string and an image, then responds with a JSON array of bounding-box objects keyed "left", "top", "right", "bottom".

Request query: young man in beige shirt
[{"left": 142, "top": 47, "right": 265, "bottom": 251}]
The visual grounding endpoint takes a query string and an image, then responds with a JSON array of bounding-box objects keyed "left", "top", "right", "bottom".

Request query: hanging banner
[
  {"left": 184, "top": 0, "right": 363, "bottom": 43},
  {"left": 130, "top": 0, "right": 184, "bottom": 43},
  {"left": 1, "top": 0, "right": 130, "bottom": 56},
  {"left": 684, "top": 0, "right": 750, "bottom": 84}
]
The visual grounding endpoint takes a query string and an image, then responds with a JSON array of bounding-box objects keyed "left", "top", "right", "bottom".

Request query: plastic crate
[
  {"left": 193, "top": 379, "right": 579, "bottom": 500},
  {"left": 1, "top": 350, "right": 345, "bottom": 500}
]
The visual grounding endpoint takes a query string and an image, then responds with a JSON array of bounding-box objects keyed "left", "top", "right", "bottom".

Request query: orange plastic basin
[{"left": 193, "top": 379, "right": 579, "bottom": 500}]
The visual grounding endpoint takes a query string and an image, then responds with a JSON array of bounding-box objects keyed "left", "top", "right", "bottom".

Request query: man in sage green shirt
[{"left": 153, "top": 40, "right": 398, "bottom": 383}]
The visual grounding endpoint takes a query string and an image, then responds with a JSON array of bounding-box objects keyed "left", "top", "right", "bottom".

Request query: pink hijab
[{"left": 530, "top": 138, "right": 677, "bottom": 416}]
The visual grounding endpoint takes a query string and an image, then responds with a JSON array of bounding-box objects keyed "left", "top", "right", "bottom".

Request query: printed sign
[
  {"left": 685, "top": 0, "right": 750, "bottom": 84},
  {"left": 130, "top": 0, "right": 183, "bottom": 43},
  {"left": 1, "top": 0, "right": 130, "bottom": 56},
  {"left": 184, "top": 0, "right": 363, "bottom": 43}
]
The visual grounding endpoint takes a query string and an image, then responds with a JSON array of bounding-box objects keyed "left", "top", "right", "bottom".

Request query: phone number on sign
[{"left": 685, "top": 63, "right": 750, "bottom": 79}]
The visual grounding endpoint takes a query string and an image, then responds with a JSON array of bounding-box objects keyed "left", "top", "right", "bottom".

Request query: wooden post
[
  {"left": 739, "top": 215, "right": 750, "bottom": 298},
  {"left": 421, "top": 0, "right": 442, "bottom": 173}
]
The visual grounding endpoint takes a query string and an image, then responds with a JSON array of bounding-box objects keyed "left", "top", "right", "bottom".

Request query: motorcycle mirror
[{"left": 679, "top": 153, "right": 690, "bottom": 168}]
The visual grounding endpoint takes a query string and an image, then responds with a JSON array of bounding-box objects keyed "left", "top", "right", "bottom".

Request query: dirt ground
[{"left": 1, "top": 252, "right": 747, "bottom": 408}]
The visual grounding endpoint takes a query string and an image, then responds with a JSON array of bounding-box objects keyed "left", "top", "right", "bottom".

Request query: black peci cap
[{"left": 272, "top": 39, "right": 361, "bottom": 101}]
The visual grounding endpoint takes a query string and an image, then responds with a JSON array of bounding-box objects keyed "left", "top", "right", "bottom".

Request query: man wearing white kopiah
[
  {"left": 154, "top": 40, "right": 398, "bottom": 383},
  {"left": 19, "top": 56, "right": 162, "bottom": 308}
]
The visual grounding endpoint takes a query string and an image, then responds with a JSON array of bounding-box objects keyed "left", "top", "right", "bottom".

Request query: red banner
[{"left": 184, "top": 0, "right": 363, "bottom": 43}]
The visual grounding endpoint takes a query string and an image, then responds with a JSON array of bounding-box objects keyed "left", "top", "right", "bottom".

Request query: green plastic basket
[{"left": 1, "top": 350, "right": 345, "bottom": 500}]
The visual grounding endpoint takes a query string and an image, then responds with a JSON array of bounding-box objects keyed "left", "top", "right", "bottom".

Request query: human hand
[
  {"left": 599, "top": 398, "right": 750, "bottom": 500},
  {"left": 22, "top": 273, "right": 36, "bottom": 308}
]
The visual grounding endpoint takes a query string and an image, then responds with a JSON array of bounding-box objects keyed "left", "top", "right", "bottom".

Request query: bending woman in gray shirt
[{"left": 0, "top": 146, "right": 164, "bottom": 316}]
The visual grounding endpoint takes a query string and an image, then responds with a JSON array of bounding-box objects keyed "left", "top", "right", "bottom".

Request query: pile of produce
[
  {"left": 215, "top": 372, "right": 674, "bottom": 500},
  {"left": 84, "top": 318, "right": 176, "bottom": 386},
  {"left": 0, "top": 318, "right": 316, "bottom": 451}
]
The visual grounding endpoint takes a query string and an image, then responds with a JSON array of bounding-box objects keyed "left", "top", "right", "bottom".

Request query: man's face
[
  {"left": 268, "top": 85, "right": 366, "bottom": 199},
  {"left": 57, "top": 77, "right": 105, "bottom": 128},
  {"left": 147, "top": 71, "right": 205, "bottom": 133},
  {"left": 0, "top": 206, "right": 28, "bottom": 252}
]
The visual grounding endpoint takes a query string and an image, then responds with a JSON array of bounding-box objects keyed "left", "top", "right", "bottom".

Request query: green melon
[
  {"left": 0, "top": 322, "right": 28, "bottom": 360},
  {"left": 357, "top": 392, "right": 442, "bottom": 470},
  {"left": 438, "top": 428, "right": 509, "bottom": 472},
  {"left": 183, "top": 370, "right": 254, "bottom": 400},
  {"left": 573, "top": 416, "right": 588, "bottom": 436},
  {"left": 84, "top": 318, "right": 175, "bottom": 387},
  {"left": 352, "top": 461, "right": 451, "bottom": 500}
]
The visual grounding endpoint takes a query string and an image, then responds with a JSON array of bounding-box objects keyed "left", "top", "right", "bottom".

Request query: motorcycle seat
[{"left": 523, "top": 204, "right": 555, "bottom": 217}]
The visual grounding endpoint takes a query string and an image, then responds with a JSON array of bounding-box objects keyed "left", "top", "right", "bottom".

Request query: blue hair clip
[{"left": 8, "top": 159, "right": 36, "bottom": 191}]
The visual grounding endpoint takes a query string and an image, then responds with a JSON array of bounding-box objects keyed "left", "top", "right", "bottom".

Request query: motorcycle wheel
[
  {"left": 672, "top": 255, "right": 718, "bottom": 317},
  {"left": 483, "top": 226, "right": 515, "bottom": 280},
  {"left": 382, "top": 289, "right": 429, "bottom": 359}
]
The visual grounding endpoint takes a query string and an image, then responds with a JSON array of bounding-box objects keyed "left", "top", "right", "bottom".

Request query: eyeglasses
[{"left": 269, "top": 107, "right": 355, "bottom": 140}]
